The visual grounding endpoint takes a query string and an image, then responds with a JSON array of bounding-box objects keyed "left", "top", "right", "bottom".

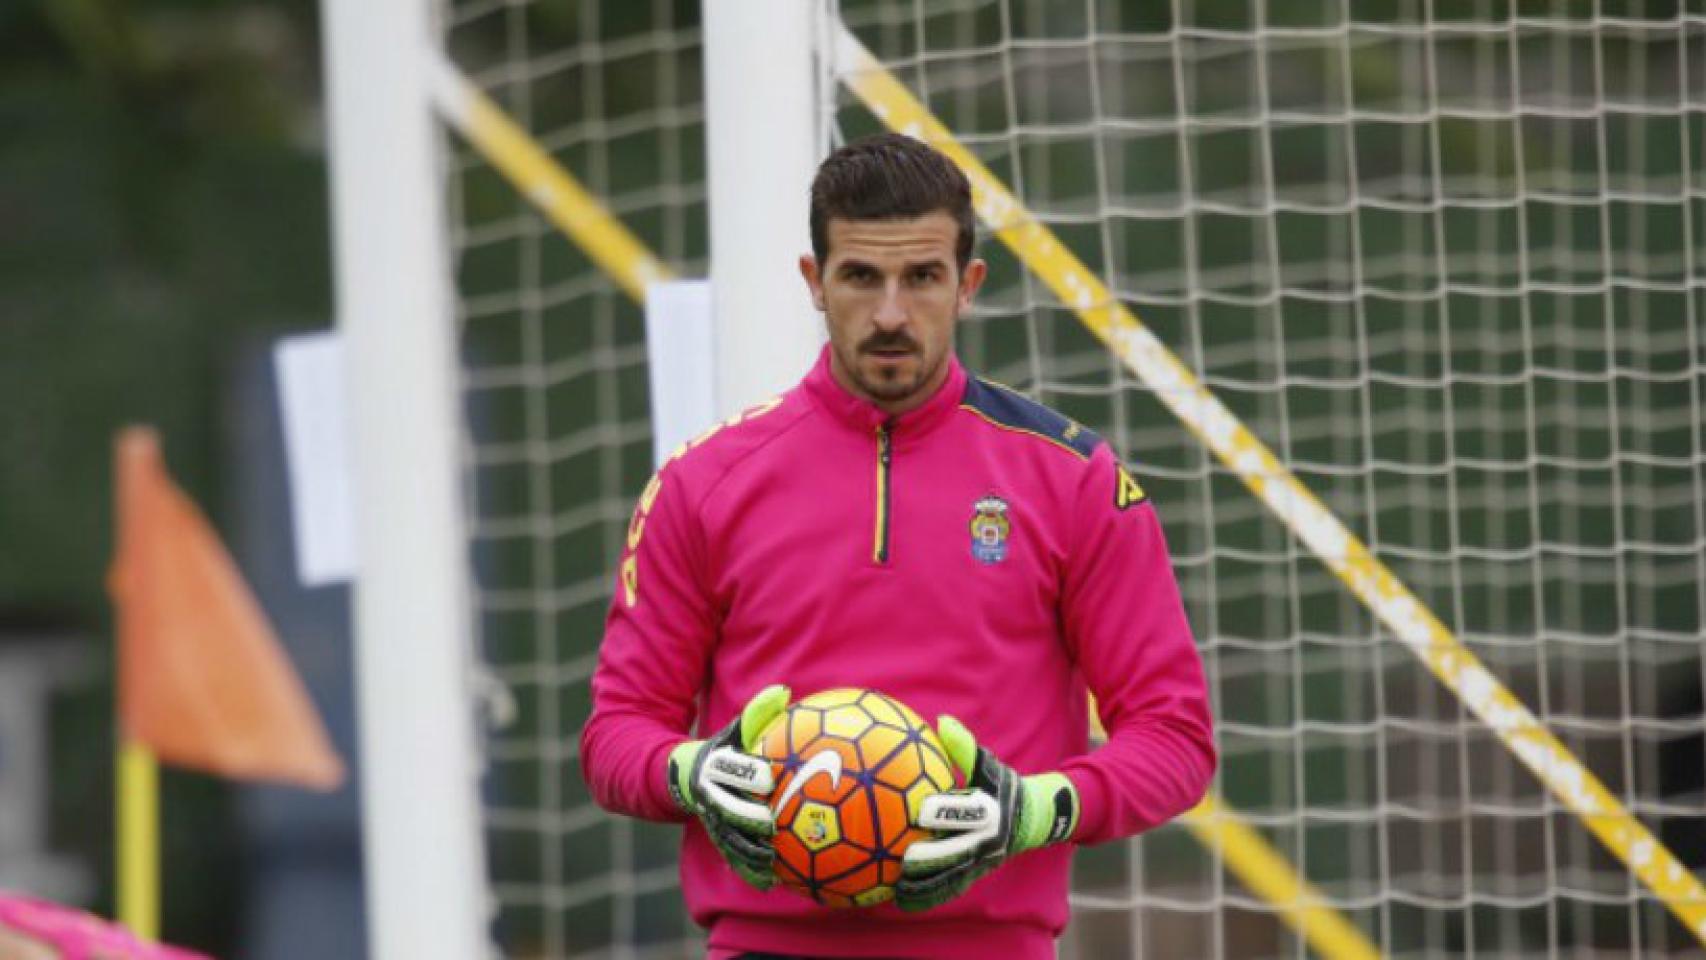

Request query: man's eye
[{"left": 909, "top": 268, "right": 939, "bottom": 284}]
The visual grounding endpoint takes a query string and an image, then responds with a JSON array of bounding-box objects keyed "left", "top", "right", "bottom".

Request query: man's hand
[
  {"left": 896, "top": 715, "right": 1080, "bottom": 912},
  {"left": 666, "top": 684, "right": 791, "bottom": 890}
]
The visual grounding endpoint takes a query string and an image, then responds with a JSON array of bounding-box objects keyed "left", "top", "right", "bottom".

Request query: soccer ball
[{"left": 754, "top": 688, "right": 958, "bottom": 908}]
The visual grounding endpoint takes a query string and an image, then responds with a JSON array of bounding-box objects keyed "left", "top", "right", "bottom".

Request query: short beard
[
  {"left": 833, "top": 337, "right": 945, "bottom": 406},
  {"left": 862, "top": 357, "right": 935, "bottom": 402}
]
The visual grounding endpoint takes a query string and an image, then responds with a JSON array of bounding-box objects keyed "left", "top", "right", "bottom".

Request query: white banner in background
[
  {"left": 275, "top": 332, "right": 357, "bottom": 587},
  {"left": 644, "top": 279, "right": 718, "bottom": 469}
]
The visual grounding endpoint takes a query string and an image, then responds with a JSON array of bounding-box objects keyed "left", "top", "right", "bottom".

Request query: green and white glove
[
  {"left": 896, "top": 715, "right": 1080, "bottom": 912},
  {"left": 666, "top": 684, "right": 791, "bottom": 890}
]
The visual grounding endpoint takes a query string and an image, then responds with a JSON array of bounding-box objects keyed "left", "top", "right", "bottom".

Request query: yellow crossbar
[
  {"left": 1182, "top": 796, "right": 1380, "bottom": 960},
  {"left": 428, "top": 55, "right": 675, "bottom": 301},
  {"left": 1089, "top": 710, "right": 1381, "bottom": 959},
  {"left": 832, "top": 20, "right": 1706, "bottom": 949}
]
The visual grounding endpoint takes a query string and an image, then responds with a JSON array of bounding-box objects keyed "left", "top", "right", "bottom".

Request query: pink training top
[
  {"left": 0, "top": 894, "right": 210, "bottom": 960},
  {"left": 581, "top": 348, "right": 1215, "bottom": 959}
]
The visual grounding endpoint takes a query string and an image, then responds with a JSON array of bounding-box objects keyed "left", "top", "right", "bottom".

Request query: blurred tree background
[{"left": 0, "top": 0, "right": 331, "bottom": 953}]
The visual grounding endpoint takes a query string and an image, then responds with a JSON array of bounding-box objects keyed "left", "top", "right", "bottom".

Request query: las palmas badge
[{"left": 969, "top": 495, "right": 1011, "bottom": 565}]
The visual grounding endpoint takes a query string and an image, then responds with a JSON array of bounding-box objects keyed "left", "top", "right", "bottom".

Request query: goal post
[
  {"left": 319, "top": 0, "right": 490, "bottom": 958},
  {"left": 702, "top": 0, "right": 826, "bottom": 416}
]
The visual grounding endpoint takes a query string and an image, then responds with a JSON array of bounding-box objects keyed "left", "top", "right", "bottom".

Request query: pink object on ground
[{"left": 0, "top": 894, "right": 211, "bottom": 960}]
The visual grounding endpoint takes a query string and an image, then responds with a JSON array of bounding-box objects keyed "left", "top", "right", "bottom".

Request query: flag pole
[
  {"left": 108, "top": 425, "right": 346, "bottom": 946},
  {"left": 116, "top": 738, "right": 160, "bottom": 941}
]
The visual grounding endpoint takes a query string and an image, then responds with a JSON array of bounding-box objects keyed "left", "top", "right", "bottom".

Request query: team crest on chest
[{"left": 969, "top": 495, "right": 1012, "bottom": 565}]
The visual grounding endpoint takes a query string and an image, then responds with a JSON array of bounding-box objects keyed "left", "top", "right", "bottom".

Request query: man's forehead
[{"left": 825, "top": 212, "right": 959, "bottom": 263}]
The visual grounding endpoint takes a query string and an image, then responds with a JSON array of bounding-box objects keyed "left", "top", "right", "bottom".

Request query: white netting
[
  {"left": 444, "top": 1, "right": 705, "bottom": 957},
  {"left": 440, "top": 0, "right": 1706, "bottom": 957},
  {"left": 832, "top": 1, "right": 1706, "bottom": 957}
]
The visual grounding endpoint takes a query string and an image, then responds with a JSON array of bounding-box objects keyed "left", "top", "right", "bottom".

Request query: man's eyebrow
[{"left": 831, "top": 255, "right": 950, "bottom": 273}]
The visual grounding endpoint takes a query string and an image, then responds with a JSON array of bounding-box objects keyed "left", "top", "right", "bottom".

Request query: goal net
[
  {"left": 437, "top": 1, "right": 1706, "bottom": 957},
  {"left": 442, "top": 2, "right": 703, "bottom": 957}
]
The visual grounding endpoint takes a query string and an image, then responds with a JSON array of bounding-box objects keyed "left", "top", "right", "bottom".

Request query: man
[{"left": 580, "top": 133, "right": 1214, "bottom": 959}]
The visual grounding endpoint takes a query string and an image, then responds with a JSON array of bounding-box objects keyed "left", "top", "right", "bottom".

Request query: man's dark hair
[{"left": 809, "top": 133, "right": 976, "bottom": 270}]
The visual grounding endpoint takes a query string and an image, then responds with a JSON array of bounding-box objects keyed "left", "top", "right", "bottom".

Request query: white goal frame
[{"left": 320, "top": 0, "right": 489, "bottom": 957}]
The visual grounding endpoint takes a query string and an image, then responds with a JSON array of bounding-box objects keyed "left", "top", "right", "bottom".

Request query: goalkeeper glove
[
  {"left": 896, "top": 715, "right": 1080, "bottom": 912},
  {"left": 666, "top": 684, "right": 790, "bottom": 891}
]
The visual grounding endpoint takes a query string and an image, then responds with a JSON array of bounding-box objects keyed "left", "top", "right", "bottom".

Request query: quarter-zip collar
[{"left": 802, "top": 344, "right": 966, "bottom": 444}]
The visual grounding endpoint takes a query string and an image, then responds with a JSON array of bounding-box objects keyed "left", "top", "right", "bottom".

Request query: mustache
[{"left": 859, "top": 334, "right": 920, "bottom": 354}]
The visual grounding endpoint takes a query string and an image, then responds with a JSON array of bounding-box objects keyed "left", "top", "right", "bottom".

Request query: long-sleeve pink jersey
[{"left": 581, "top": 347, "right": 1215, "bottom": 959}]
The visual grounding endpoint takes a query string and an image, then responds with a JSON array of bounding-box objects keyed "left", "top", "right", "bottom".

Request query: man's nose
[{"left": 872, "top": 283, "right": 907, "bottom": 330}]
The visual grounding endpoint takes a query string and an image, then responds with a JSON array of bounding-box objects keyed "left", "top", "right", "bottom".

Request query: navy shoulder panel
[{"left": 959, "top": 377, "right": 1102, "bottom": 460}]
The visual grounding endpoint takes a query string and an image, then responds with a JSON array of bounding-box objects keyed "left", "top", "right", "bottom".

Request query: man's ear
[
  {"left": 957, "top": 258, "right": 988, "bottom": 313},
  {"left": 798, "top": 254, "right": 826, "bottom": 311}
]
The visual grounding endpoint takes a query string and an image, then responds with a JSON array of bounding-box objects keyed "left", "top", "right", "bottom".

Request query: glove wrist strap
[
  {"left": 1015, "top": 772, "right": 1079, "bottom": 852},
  {"left": 666, "top": 740, "right": 704, "bottom": 813}
]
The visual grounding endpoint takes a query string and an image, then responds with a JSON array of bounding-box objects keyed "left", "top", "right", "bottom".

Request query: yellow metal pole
[
  {"left": 1181, "top": 797, "right": 1380, "bottom": 960},
  {"left": 428, "top": 54, "right": 674, "bottom": 302},
  {"left": 117, "top": 738, "right": 160, "bottom": 941},
  {"left": 1091, "top": 706, "right": 1380, "bottom": 959}
]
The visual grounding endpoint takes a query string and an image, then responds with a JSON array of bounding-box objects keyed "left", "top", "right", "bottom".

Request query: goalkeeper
[{"left": 581, "top": 133, "right": 1214, "bottom": 959}]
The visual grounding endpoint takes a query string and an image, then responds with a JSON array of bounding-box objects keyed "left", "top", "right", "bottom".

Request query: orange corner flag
[{"left": 108, "top": 427, "right": 345, "bottom": 790}]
